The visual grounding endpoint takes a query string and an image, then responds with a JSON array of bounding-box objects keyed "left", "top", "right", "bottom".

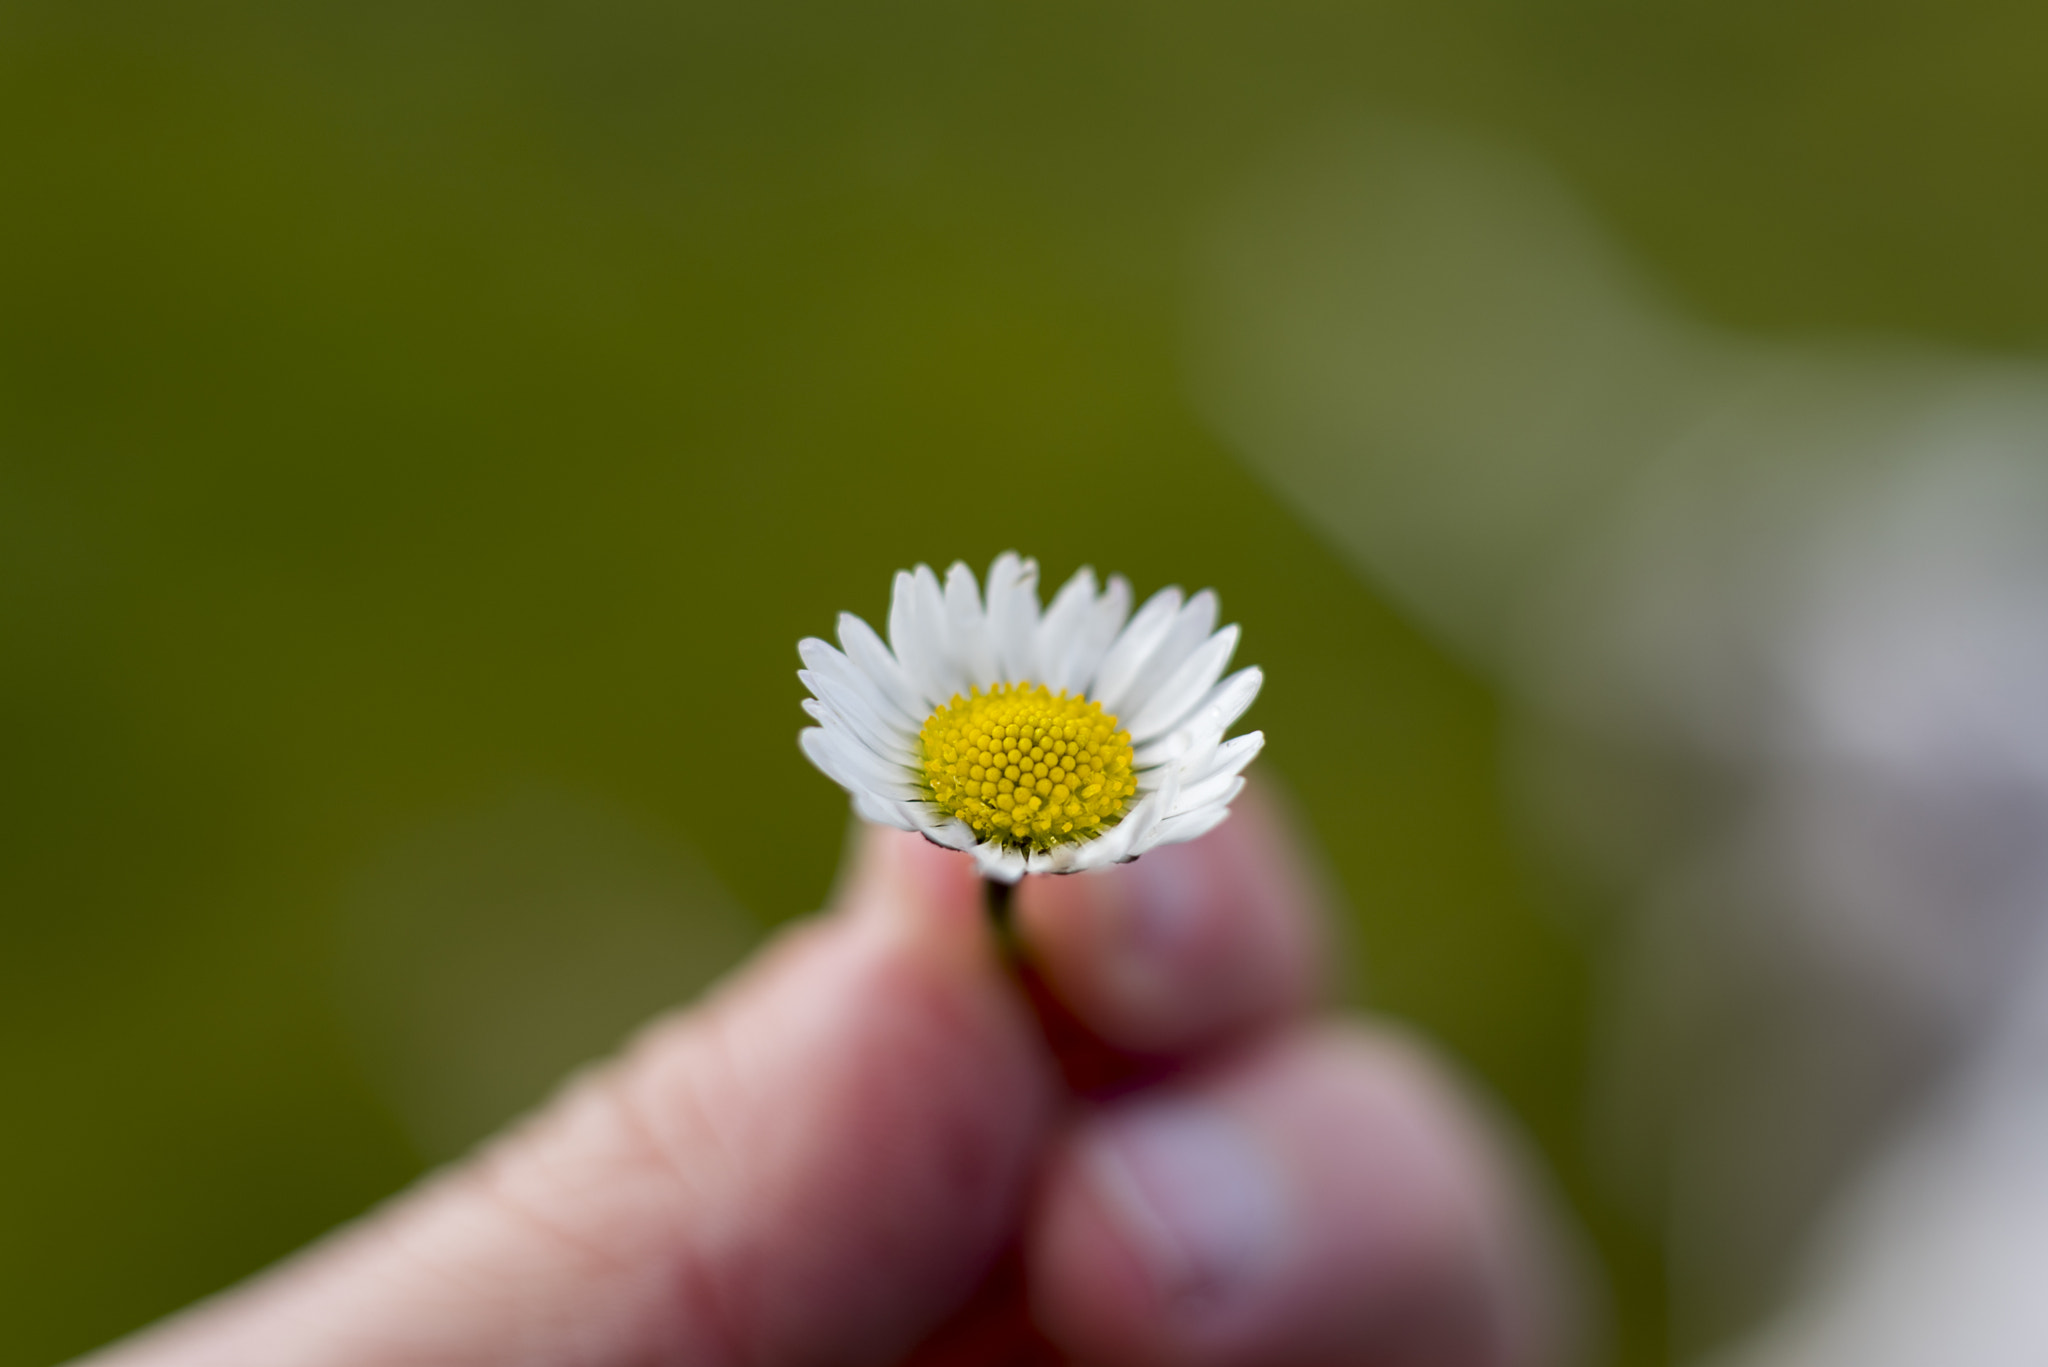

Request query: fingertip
[
  {"left": 1014, "top": 787, "right": 1324, "bottom": 1056},
  {"left": 1029, "top": 1026, "right": 1578, "bottom": 1367},
  {"left": 1028, "top": 1140, "right": 1160, "bottom": 1360},
  {"left": 835, "top": 823, "right": 991, "bottom": 950},
  {"left": 1031, "top": 1089, "right": 1292, "bottom": 1367}
]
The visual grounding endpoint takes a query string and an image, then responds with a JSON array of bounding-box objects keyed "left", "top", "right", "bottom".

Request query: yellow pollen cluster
[{"left": 919, "top": 682, "right": 1137, "bottom": 849}]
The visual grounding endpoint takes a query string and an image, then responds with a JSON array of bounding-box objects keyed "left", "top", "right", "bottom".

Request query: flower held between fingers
[{"left": 797, "top": 553, "right": 1264, "bottom": 883}]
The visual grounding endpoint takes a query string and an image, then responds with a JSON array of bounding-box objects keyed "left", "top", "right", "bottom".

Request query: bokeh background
[{"left": 10, "top": 3, "right": 2048, "bottom": 1364}]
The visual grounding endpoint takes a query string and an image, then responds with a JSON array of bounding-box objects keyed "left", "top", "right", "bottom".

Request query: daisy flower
[{"left": 797, "top": 552, "right": 1264, "bottom": 883}]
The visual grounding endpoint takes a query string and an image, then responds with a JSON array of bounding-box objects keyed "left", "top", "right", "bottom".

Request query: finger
[
  {"left": 1012, "top": 783, "right": 1326, "bottom": 1062},
  {"left": 83, "top": 827, "right": 1056, "bottom": 1367},
  {"left": 1027, "top": 1025, "right": 1579, "bottom": 1367}
]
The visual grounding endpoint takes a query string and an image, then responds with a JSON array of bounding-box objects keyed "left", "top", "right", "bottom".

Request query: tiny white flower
[{"left": 798, "top": 552, "right": 1265, "bottom": 883}]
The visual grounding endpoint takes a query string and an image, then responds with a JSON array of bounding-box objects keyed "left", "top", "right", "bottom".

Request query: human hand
[{"left": 80, "top": 790, "right": 1578, "bottom": 1367}]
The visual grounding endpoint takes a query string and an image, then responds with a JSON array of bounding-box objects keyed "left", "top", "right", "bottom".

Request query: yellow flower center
[{"left": 919, "top": 682, "right": 1137, "bottom": 849}]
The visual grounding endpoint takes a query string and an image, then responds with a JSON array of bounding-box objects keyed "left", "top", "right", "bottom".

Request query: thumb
[{"left": 84, "top": 827, "right": 1055, "bottom": 1367}]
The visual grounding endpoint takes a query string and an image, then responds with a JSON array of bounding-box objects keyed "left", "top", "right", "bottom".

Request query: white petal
[
  {"left": 909, "top": 563, "right": 967, "bottom": 700},
  {"left": 1073, "top": 817, "right": 1139, "bottom": 869},
  {"left": 1131, "top": 672, "right": 1261, "bottom": 770},
  {"left": 913, "top": 815, "right": 979, "bottom": 851},
  {"left": 1134, "top": 669, "right": 1263, "bottom": 774},
  {"left": 1198, "top": 666, "right": 1263, "bottom": 735},
  {"left": 1143, "top": 802, "right": 1233, "bottom": 852},
  {"left": 973, "top": 842, "right": 1029, "bottom": 883},
  {"left": 837, "top": 612, "right": 926, "bottom": 726},
  {"left": 1131, "top": 757, "right": 1166, "bottom": 798},
  {"left": 984, "top": 551, "right": 1041, "bottom": 684},
  {"left": 889, "top": 568, "right": 946, "bottom": 708},
  {"left": 1189, "top": 730, "right": 1263, "bottom": 787},
  {"left": 1036, "top": 567, "right": 1097, "bottom": 693},
  {"left": 1039, "top": 841, "right": 1089, "bottom": 873},
  {"left": 1091, "top": 586, "right": 1183, "bottom": 715},
  {"left": 943, "top": 561, "right": 998, "bottom": 688},
  {"left": 799, "top": 637, "right": 916, "bottom": 736},
  {"left": 1128, "top": 624, "right": 1239, "bottom": 743},
  {"left": 1097, "top": 770, "right": 1175, "bottom": 865},
  {"left": 1118, "top": 591, "right": 1219, "bottom": 720},
  {"left": 1069, "top": 821, "right": 1151, "bottom": 870},
  {"left": 1172, "top": 772, "right": 1244, "bottom": 818},
  {"left": 1110, "top": 794, "right": 1166, "bottom": 862},
  {"left": 1130, "top": 758, "right": 1179, "bottom": 836},
  {"left": 803, "top": 726, "right": 925, "bottom": 802},
  {"left": 800, "top": 723, "right": 861, "bottom": 788},
  {"left": 1164, "top": 718, "right": 1225, "bottom": 782},
  {"left": 797, "top": 654, "right": 919, "bottom": 759},
  {"left": 1134, "top": 716, "right": 1211, "bottom": 771},
  {"left": 1066, "top": 573, "right": 1132, "bottom": 696},
  {"left": 800, "top": 695, "right": 917, "bottom": 771},
  {"left": 801, "top": 727, "right": 909, "bottom": 807},
  {"left": 850, "top": 787, "right": 920, "bottom": 832},
  {"left": 808, "top": 726, "right": 922, "bottom": 801}
]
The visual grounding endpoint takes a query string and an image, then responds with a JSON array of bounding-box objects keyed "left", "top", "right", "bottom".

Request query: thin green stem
[{"left": 983, "top": 876, "right": 1023, "bottom": 963}]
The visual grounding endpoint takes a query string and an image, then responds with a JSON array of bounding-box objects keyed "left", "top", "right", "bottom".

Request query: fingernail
[
  {"left": 1082, "top": 1098, "right": 1288, "bottom": 1318},
  {"left": 1091, "top": 845, "right": 1214, "bottom": 1007}
]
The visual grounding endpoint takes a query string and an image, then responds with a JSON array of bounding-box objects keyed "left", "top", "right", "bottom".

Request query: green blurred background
[{"left": 7, "top": 2, "right": 2048, "bottom": 1362}]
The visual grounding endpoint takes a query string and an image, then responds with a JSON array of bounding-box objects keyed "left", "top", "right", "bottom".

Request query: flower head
[{"left": 798, "top": 552, "right": 1263, "bottom": 882}]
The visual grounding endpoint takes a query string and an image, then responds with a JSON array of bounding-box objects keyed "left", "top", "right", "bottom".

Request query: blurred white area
[
  {"left": 333, "top": 790, "right": 761, "bottom": 1161},
  {"left": 1723, "top": 915, "right": 2048, "bottom": 1367},
  {"left": 1192, "top": 121, "right": 2048, "bottom": 1362}
]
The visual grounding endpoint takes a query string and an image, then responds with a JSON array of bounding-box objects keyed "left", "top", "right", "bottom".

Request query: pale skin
[{"left": 79, "top": 788, "right": 1579, "bottom": 1367}]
